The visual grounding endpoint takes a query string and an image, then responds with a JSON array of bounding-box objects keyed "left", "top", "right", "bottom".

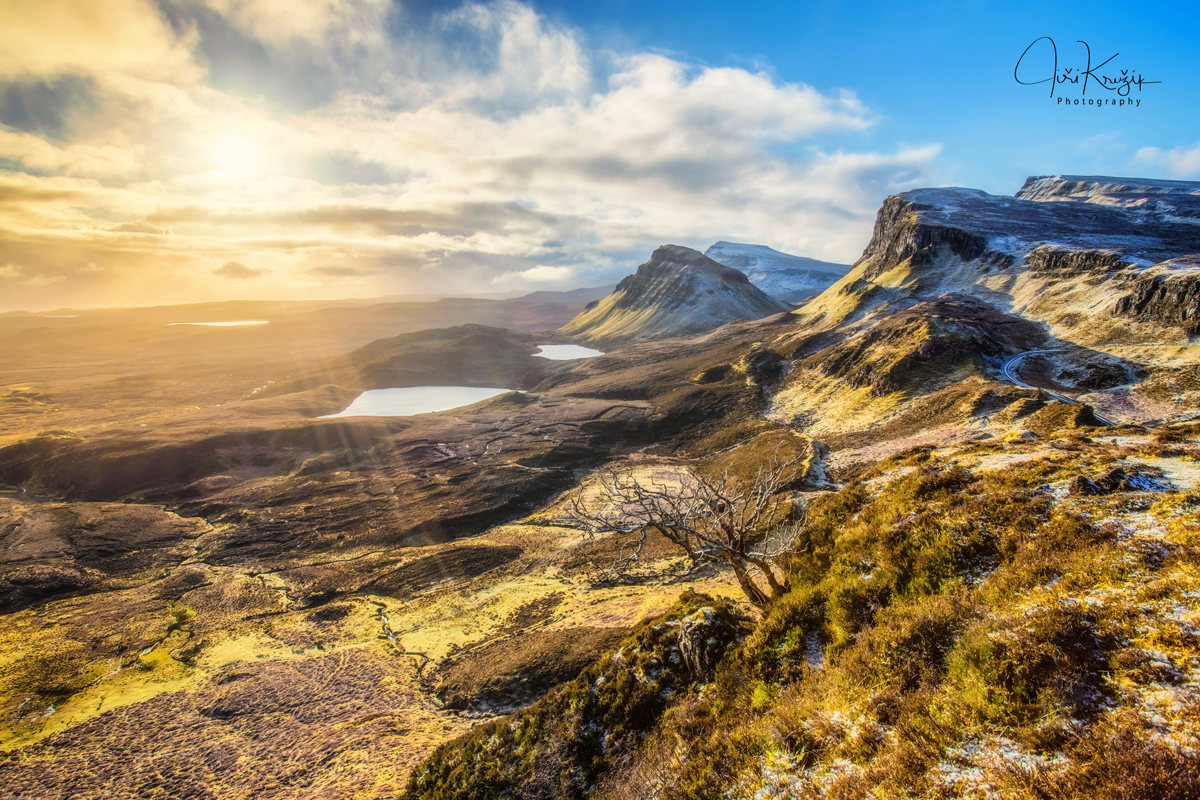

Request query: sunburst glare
[{"left": 210, "top": 135, "right": 261, "bottom": 174}]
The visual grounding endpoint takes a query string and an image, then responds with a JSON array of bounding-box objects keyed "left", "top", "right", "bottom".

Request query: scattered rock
[
  {"left": 1094, "top": 467, "right": 1129, "bottom": 492},
  {"left": 1067, "top": 476, "right": 1104, "bottom": 496},
  {"left": 678, "top": 607, "right": 737, "bottom": 682},
  {"left": 1109, "top": 468, "right": 1172, "bottom": 493},
  {"left": 1068, "top": 466, "right": 1172, "bottom": 497}
]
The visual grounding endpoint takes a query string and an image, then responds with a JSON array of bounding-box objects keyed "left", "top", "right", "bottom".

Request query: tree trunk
[{"left": 728, "top": 557, "right": 771, "bottom": 609}]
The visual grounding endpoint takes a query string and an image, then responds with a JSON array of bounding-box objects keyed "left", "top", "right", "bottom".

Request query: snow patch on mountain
[{"left": 704, "top": 242, "right": 850, "bottom": 304}]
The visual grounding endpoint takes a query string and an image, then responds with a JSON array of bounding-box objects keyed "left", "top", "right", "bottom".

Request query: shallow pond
[
  {"left": 320, "top": 386, "right": 518, "bottom": 418},
  {"left": 534, "top": 344, "right": 604, "bottom": 360}
]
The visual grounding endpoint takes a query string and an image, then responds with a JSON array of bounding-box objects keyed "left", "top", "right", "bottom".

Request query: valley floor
[{"left": 0, "top": 474, "right": 743, "bottom": 798}]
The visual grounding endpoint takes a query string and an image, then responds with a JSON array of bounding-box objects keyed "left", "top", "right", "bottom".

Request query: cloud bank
[{"left": 0, "top": 0, "right": 946, "bottom": 310}]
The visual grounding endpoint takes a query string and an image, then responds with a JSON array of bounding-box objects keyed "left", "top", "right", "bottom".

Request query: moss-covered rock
[{"left": 402, "top": 594, "right": 748, "bottom": 800}]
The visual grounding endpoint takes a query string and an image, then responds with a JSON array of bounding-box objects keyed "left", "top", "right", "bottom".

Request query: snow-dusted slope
[
  {"left": 704, "top": 241, "right": 850, "bottom": 303},
  {"left": 559, "top": 245, "right": 791, "bottom": 345},
  {"left": 1016, "top": 175, "right": 1200, "bottom": 211},
  {"left": 791, "top": 177, "right": 1200, "bottom": 351},
  {"left": 765, "top": 175, "right": 1200, "bottom": 433}
]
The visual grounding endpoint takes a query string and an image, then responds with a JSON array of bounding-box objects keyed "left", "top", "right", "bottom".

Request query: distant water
[
  {"left": 534, "top": 344, "right": 604, "bottom": 360},
  {"left": 169, "top": 321, "right": 269, "bottom": 327},
  {"left": 320, "top": 386, "right": 518, "bottom": 418}
]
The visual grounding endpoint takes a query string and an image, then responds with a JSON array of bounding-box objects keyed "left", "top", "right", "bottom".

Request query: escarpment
[
  {"left": 859, "top": 194, "right": 989, "bottom": 279},
  {"left": 1024, "top": 246, "right": 1133, "bottom": 276},
  {"left": 1113, "top": 272, "right": 1200, "bottom": 334}
]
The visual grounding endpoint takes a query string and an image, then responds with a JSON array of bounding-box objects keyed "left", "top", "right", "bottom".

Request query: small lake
[
  {"left": 169, "top": 321, "right": 269, "bottom": 327},
  {"left": 320, "top": 386, "right": 518, "bottom": 418},
  {"left": 534, "top": 344, "right": 604, "bottom": 360}
]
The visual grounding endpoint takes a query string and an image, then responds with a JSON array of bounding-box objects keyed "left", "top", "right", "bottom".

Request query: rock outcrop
[
  {"left": 559, "top": 245, "right": 791, "bottom": 345},
  {"left": 1113, "top": 273, "right": 1200, "bottom": 334},
  {"left": 1015, "top": 174, "right": 1200, "bottom": 209},
  {"left": 1068, "top": 466, "right": 1172, "bottom": 496},
  {"left": 678, "top": 606, "right": 739, "bottom": 682},
  {"left": 793, "top": 175, "right": 1200, "bottom": 373}
]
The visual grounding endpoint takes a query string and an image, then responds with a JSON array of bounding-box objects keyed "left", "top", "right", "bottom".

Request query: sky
[{"left": 0, "top": 0, "right": 1197, "bottom": 311}]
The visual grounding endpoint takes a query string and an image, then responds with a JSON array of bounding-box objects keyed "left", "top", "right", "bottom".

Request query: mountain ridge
[
  {"left": 558, "top": 244, "right": 791, "bottom": 345},
  {"left": 704, "top": 241, "right": 850, "bottom": 303}
]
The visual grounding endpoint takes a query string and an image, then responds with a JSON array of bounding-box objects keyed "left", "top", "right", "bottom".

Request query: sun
[{"left": 210, "top": 135, "right": 260, "bottom": 173}]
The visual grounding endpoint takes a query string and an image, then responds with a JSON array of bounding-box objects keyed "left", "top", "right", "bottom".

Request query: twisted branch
[{"left": 565, "top": 455, "right": 809, "bottom": 608}]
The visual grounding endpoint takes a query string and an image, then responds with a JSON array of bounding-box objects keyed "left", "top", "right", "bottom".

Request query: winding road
[{"left": 999, "top": 349, "right": 1119, "bottom": 427}]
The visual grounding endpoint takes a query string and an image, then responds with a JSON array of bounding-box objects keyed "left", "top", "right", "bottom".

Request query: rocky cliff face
[
  {"left": 800, "top": 178, "right": 1200, "bottom": 340},
  {"left": 1015, "top": 174, "right": 1200, "bottom": 210},
  {"left": 1114, "top": 272, "right": 1200, "bottom": 334},
  {"left": 559, "top": 245, "right": 791, "bottom": 345},
  {"left": 857, "top": 193, "right": 989, "bottom": 280},
  {"left": 781, "top": 174, "right": 1200, "bottom": 430}
]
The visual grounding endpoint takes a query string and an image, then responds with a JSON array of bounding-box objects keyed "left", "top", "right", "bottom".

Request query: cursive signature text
[{"left": 1014, "top": 37, "right": 1161, "bottom": 97}]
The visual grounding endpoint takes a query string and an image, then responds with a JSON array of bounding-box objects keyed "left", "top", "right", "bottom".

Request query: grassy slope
[{"left": 404, "top": 425, "right": 1200, "bottom": 800}]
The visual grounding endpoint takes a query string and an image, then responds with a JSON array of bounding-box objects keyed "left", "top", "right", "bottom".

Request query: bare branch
[{"left": 564, "top": 457, "right": 810, "bottom": 608}]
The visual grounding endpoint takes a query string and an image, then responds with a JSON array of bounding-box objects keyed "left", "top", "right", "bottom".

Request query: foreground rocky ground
[{"left": 407, "top": 425, "right": 1200, "bottom": 800}]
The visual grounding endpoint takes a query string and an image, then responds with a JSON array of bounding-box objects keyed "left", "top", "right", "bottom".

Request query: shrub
[
  {"left": 949, "top": 603, "right": 1113, "bottom": 722},
  {"left": 841, "top": 591, "right": 974, "bottom": 691},
  {"left": 741, "top": 586, "right": 825, "bottom": 682}
]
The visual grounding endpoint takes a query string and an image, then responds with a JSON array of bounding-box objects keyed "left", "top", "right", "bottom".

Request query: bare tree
[{"left": 566, "top": 458, "right": 806, "bottom": 609}]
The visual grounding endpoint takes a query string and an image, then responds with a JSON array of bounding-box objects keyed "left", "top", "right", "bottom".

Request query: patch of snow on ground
[
  {"left": 1000, "top": 492, "right": 1200, "bottom": 757},
  {"left": 1127, "top": 456, "right": 1200, "bottom": 490},
  {"left": 934, "top": 737, "right": 1069, "bottom": 799}
]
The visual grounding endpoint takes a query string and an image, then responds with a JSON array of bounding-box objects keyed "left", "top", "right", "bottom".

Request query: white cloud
[
  {"left": 0, "top": 0, "right": 946, "bottom": 309},
  {"left": 437, "top": 1, "right": 592, "bottom": 106},
  {"left": 0, "top": 262, "right": 65, "bottom": 286},
  {"left": 213, "top": 260, "right": 269, "bottom": 279},
  {"left": 0, "top": 130, "right": 142, "bottom": 179},
  {"left": 0, "top": 0, "right": 199, "bottom": 82},
  {"left": 492, "top": 264, "right": 576, "bottom": 285},
  {"left": 201, "top": 0, "right": 390, "bottom": 49},
  {"left": 1078, "top": 132, "right": 1127, "bottom": 157},
  {"left": 1133, "top": 143, "right": 1200, "bottom": 178}
]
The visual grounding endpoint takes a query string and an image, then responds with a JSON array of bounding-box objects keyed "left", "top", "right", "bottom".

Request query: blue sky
[
  {"left": 0, "top": 0, "right": 1196, "bottom": 310},
  {"left": 531, "top": 0, "right": 1200, "bottom": 192}
]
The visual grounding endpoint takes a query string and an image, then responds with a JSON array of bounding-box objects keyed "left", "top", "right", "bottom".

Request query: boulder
[
  {"left": 678, "top": 607, "right": 737, "bottom": 682},
  {"left": 1067, "top": 476, "right": 1104, "bottom": 497}
]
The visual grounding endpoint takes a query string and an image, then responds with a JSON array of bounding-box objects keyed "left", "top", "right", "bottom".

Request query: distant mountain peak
[
  {"left": 559, "top": 244, "right": 790, "bottom": 345},
  {"left": 704, "top": 241, "right": 850, "bottom": 304}
]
